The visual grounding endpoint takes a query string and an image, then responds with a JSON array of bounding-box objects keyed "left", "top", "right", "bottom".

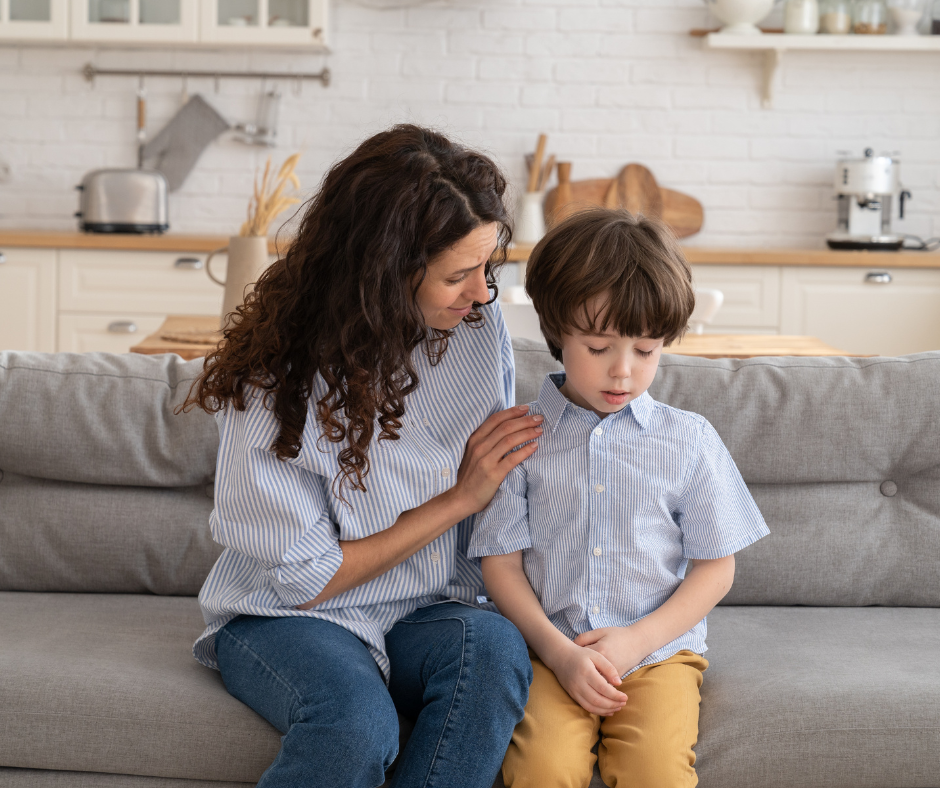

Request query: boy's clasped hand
[{"left": 545, "top": 632, "right": 630, "bottom": 717}]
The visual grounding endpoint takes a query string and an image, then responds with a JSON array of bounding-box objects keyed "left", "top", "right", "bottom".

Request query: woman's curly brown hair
[{"left": 181, "top": 124, "right": 512, "bottom": 500}]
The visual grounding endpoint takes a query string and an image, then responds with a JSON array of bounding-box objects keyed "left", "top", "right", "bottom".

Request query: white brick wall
[{"left": 0, "top": 0, "right": 939, "bottom": 248}]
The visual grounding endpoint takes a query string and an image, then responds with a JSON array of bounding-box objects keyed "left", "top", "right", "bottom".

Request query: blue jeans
[{"left": 216, "top": 603, "right": 531, "bottom": 788}]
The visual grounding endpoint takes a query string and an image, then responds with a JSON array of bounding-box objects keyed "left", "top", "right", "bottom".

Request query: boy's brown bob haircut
[{"left": 525, "top": 208, "right": 695, "bottom": 362}]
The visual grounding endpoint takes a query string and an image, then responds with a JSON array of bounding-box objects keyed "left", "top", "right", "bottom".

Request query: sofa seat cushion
[
  {"left": 698, "top": 606, "right": 940, "bottom": 788},
  {"left": 0, "top": 593, "right": 280, "bottom": 783},
  {"left": 4, "top": 596, "right": 938, "bottom": 788}
]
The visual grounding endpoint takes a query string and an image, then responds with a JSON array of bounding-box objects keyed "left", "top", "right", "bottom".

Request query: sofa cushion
[
  {"left": 0, "top": 769, "right": 251, "bottom": 788},
  {"left": 513, "top": 340, "right": 940, "bottom": 606},
  {"left": 0, "top": 593, "right": 280, "bottom": 783},
  {"left": 3, "top": 594, "right": 937, "bottom": 788},
  {"left": 0, "top": 473, "right": 220, "bottom": 595},
  {"left": 697, "top": 606, "right": 940, "bottom": 788},
  {"left": 0, "top": 352, "right": 216, "bottom": 487}
]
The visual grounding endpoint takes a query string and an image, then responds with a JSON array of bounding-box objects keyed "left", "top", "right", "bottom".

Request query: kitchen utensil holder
[{"left": 515, "top": 192, "right": 546, "bottom": 245}]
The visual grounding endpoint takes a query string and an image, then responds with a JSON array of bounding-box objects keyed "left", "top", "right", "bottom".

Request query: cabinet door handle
[
  {"left": 174, "top": 256, "right": 203, "bottom": 270},
  {"left": 107, "top": 321, "right": 138, "bottom": 334},
  {"left": 865, "top": 272, "right": 892, "bottom": 285}
]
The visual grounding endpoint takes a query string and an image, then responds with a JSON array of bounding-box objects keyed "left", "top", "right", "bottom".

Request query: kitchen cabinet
[
  {"left": 0, "top": 0, "right": 68, "bottom": 40},
  {"left": 0, "top": 247, "right": 57, "bottom": 352},
  {"left": 70, "top": 0, "right": 199, "bottom": 44},
  {"left": 59, "top": 249, "right": 224, "bottom": 314},
  {"left": 57, "top": 249, "right": 225, "bottom": 354},
  {"left": 690, "top": 265, "right": 781, "bottom": 334},
  {"left": 199, "top": 0, "right": 327, "bottom": 48},
  {"left": 57, "top": 312, "right": 166, "bottom": 353},
  {"left": 0, "top": 246, "right": 225, "bottom": 354},
  {"left": 780, "top": 266, "right": 940, "bottom": 356},
  {"left": 0, "top": 0, "right": 327, "bottom": 47}
]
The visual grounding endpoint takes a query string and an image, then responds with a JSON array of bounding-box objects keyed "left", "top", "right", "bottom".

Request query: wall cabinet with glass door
[
  {"left": 70, "top": 0, "right": 198, "bottom": 44},
  {"left": 0, "top": 0, "right": 68, "bottom": 40},
  {"left": 0, "top": 0, "right": 327, "bottom": 46},
  {"left": 199, "top": 0, "right": 327, "bottom": 48}
]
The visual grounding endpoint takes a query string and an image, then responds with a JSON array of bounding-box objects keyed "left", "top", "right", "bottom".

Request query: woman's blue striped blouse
[{"left": 193, "top": 302, "right": 514, "bottom": 680}]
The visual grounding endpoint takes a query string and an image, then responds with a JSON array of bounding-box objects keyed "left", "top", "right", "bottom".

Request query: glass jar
[
  {"left": 819, "top": 0, "right": 853, "bottom": 32},
  {"left": 854, "top": 0, "right": 889, "bottom": 32},
  {"left": 785, "top": 0, "right": 821, "bottom": 32}
]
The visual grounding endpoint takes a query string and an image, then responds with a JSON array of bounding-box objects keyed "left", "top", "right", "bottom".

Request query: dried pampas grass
[{"left": 240, "top": 152, "right": 302, "bottom": 237}]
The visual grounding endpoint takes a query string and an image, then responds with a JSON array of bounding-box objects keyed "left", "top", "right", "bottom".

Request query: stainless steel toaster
[{"left": 76, "top": 169, "right": 169, "bottom": 233}]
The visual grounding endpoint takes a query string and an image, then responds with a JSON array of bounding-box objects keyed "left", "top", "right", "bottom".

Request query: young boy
[{"left": 469, "top": 209, "right": 769, "bottom": 788}]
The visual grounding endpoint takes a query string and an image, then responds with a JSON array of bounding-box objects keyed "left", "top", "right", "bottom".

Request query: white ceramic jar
[{"left": 785, "top": 0, "right": 821, "bottom": 32}]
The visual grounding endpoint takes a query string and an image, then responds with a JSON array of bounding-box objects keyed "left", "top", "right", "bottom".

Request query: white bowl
[
  {"left": 888, "top": 6, "right": 923, "bottom": 33},
  {"left": 703, "top": 0, "right": 775, "bottom": 34}
]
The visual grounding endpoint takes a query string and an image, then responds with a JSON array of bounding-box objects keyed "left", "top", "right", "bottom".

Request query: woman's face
[{"left": 416, "top": 222, "right": 498, "bottom": 331}]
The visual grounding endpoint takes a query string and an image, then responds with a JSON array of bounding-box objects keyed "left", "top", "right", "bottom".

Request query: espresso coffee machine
[{"left": 826, "top": 148, "right": 911, "bottom": 251}]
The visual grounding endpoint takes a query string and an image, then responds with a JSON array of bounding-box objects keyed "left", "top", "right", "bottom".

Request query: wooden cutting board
[
  {"left": 604, "top": 163, "right": 663, "bottom": 218},
  {"left": 544, "top": 165, "right": 704, "bottom": 239}
]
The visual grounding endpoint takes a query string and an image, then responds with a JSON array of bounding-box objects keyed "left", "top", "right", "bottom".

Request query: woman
[{"left": 186, "top": 125, "right": 543, "bottom": 788}]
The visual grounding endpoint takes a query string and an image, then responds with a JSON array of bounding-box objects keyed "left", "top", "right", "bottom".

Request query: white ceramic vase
[
  {"left": 206, "top": 235, "right": 272, "bottom": 328},
  {"left": 515, "top": 192, "right": 546, "bottom": 245},
  {"left": 704, "top": 0, "right": 776, "bottom": 33}
]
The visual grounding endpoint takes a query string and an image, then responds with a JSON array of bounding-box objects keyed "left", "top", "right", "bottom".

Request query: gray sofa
[{"left": 1, "top": 341, "right": 938, "bottom": 788}]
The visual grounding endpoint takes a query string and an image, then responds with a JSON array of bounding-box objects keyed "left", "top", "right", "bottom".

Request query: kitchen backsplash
[{"left": 0, "top": 0, "right": 938, "bottom": 248}]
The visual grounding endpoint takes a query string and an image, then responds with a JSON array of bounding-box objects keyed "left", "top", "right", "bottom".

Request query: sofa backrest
[
  {"left": 516, "top": 339, "right": 940, "bottom": 607},
  {"left": 0, "top": 351, "right": 219, "bottom": 595},
  {"left": 2, "top": 343, "right": 938, "bottom": 606}
]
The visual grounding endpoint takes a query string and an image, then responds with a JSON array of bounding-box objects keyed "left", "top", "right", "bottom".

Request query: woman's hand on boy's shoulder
[
  {"left": 574, "top": 626, "right": 650, "bottom": 679},
  {"left": 545, "top": 641, "right": 627, "bottom": 717},
  {"left": 450, "top": 405, "right": 542, "bottom": 515}
]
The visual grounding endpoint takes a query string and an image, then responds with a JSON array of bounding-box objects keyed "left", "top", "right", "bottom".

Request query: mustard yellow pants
[{"left": 502, "top": 650, "right": 708, "bottom": 788}]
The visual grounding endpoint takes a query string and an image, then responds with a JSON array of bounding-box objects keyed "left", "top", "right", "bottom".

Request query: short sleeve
[
  {"left": 468, "top": 462, "right": 531, "bottom": 558},
  {"left": 211, "top": 391, "right": 344, "bottom": 607},
  {"left": 676, "top": 420, "right": 770, "bottom": 560}
]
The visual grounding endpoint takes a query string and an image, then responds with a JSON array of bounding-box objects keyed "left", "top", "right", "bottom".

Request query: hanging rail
[{"left": 82, "top": 62, "right": 330, "bottom": 87}]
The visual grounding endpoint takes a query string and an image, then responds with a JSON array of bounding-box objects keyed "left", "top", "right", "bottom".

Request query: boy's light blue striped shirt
[
  {"left": 468, "top": 372, "right": 769, "bottom": 676},
  {"left": 193, "top": 303, "right": 514, "bottom": 681}
]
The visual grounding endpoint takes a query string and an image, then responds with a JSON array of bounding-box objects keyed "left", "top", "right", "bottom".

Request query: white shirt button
[
  {"left": 441, "top": 467, "right": 451, "bottom": 478},
  {"left": 592, "top": 605, "right": 600, "bottom": 615},
  {"left": 594, "top": 427, "right": 603, "bottom": 436},
  {"left": 594, "top": 483, "right": 604, "bottom": 493},
  {"left": 430, "top": 552, "right": 441, "bottom": 563},
  {"left": 423, "top": 417, "right": 430, "bottom": 426},
  {"left": 593, "top": 547, "right": 602, "bottom": 557}
]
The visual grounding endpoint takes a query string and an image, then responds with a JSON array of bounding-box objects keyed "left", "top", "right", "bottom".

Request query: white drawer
[
  {"left": 691, "top": 265, "right": 781, "bottom": 329},
  {"left": 59, "top": 249, "right": 225, "bottom": 314},
  {"left": 58, "top": 313, "right": 167, "bottom": 354}
]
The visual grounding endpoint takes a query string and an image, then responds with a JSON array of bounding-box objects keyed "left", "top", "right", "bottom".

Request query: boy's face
[{"left": 558, "top": 328, "right": 664, "bottom": 419}]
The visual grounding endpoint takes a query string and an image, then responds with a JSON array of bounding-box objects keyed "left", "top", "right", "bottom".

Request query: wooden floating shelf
[{"left": 700, "top": 31, "right": 940, "bottom": 107}]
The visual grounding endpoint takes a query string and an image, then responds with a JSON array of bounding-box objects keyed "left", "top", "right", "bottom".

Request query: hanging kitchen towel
[{"left": 141, "top": 94, "right": 230, "bottom": 191}]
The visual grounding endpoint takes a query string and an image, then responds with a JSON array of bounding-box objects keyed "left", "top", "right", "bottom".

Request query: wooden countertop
[
  {"left": 131, "top": 315, "right": 855, "bottom": 361},
  {"left": 3, "top": 230, "right": 938, "bottom": 269},
  {"left": 0, "top": 230, "right": 281, "bottom": 254}
]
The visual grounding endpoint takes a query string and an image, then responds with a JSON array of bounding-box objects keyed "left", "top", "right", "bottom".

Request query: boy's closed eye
[{"left": 586, "top": 343, "right": 657, "bottom": 358}]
